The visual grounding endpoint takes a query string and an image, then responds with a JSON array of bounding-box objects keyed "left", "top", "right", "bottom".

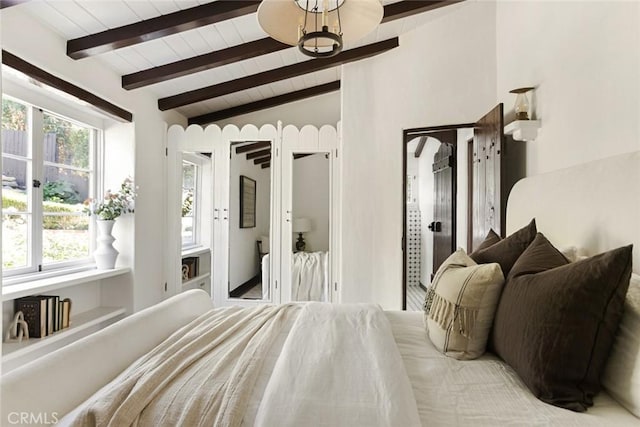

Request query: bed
[
  {"left": 2, "top": 151, "right": 639, "bottom": 426},
  {"left": 261, "top": 251, "right": 329, "bottom": 301}
]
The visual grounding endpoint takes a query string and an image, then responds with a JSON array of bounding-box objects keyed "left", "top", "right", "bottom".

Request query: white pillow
[
  {"left": 602, "top": 274, "right": 640, "bottom": 417},
  {"left": 558, "top": 245, "right": 589, "bottom": 262},
  {"left": 558, "top": 245, "right": 578, "bottom": 262},
  {"left": 424, "top": 249, "right": 505, "bottom": 360}
]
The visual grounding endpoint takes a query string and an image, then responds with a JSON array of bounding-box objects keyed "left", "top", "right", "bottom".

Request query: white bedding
[
  {"left": 62, "top": 304, "right": 421, "bottom": 427},
  {"left": 291, "top": 251, "right": 329, "bottom": 301},
  {"left": 255, "top": 303, "right": 420, "bottom": 426},
  {"left": 263, "top": 252, "right": 330, "bottom": 301},
  {"left": 386, "top": 310, "right": 640, "bottom": 426},
  {"left": 66, "top": 305, "right": 298, "bottom": 427},
  {"left": 59, "top": 305, "right": 639, "bottom": 427}
]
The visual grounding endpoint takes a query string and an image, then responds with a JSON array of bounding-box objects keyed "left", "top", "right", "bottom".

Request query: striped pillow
[{"left": 424, "top": 249, "right": 505, "bottom": 360}]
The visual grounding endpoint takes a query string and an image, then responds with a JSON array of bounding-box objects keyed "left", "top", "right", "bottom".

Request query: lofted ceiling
[{"left": 11, "top": 0, "right": 462, "bottom": 124}]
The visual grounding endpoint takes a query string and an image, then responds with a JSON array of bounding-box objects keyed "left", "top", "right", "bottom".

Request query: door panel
[
  {"left": 472, "top": 104, "right": 504, "bottom": 251},
  {"left": 431, "top": 143, "right": 455, "bottom": 276},
  {"left": 281, "top": 126, "right": 338, "bottom": 303}
]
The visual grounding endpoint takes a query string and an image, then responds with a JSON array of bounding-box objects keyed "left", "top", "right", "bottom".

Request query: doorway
[
  {"left": 402, "top": 124, "right": 474, "bottom": 311},
  {"left": 402, "top": 104, "right": 524, "bottom": 310}
]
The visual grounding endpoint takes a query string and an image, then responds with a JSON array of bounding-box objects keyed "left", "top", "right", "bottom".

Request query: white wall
[
  {"left": 1, "top": 8, "right": 187, "bottom": 313},
  {"left": 341, "top": 0, "right": 639, "bottom": 309},
  {"left": 292, "top": 154, "right": 330, "bottom": 252},
  {"left": 229, "top": 154, "right": 271, "bottom": 291},
  {"left": 496, "top": 1, "right": 640, "bottom": 175},
  {"left": 340, "top": 1, "right": 497, "bottom": 308},
  {"left": 214, "top": 91, "right": 341, "bottom": 129}
]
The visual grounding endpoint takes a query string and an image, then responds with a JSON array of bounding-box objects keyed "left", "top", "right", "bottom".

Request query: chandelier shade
[{"left": 257, "top": 0, "right": 384, "bottom": 58}]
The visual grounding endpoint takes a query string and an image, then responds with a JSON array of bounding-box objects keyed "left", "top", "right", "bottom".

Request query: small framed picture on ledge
[{"left": 240, "top": 175, "right": 256, "bottom": 228}]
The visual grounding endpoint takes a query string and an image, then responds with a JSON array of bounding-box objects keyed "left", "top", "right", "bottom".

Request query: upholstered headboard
[
  {"left": 506, "top": 151, "right": 640, "bottom": 417},
  {"left": 506, "top": 151, "right": 640, "bottom": 274}
]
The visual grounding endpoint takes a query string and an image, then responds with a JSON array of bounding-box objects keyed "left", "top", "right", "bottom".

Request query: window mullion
[
  {"left": 90, "top": 129, "right": 101, "bottom": 254},
  {"left": 195, "top": 164, "right": 201, "bottom": 246},
  {"left": 31, "top": 107, "right": 45, "bottom": 271}
]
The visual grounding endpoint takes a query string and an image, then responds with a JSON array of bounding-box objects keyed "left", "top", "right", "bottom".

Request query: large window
[{"left": 2, "top": 96, "right": 97, "bottom": 276}]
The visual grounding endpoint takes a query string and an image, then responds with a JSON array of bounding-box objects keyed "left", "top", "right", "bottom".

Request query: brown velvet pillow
[
  {"left": 491, "top": 233, "right": 633, "bottom": 412},
  {"left": 474, "top": 229, "right": 502, "bottom": 252},
  {"left": 469, "top": 219, "right": 537, "bottom": 276}
]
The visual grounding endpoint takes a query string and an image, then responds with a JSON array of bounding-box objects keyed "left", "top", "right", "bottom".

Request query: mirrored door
[
  {"left": 282, "top": 151, "right": 332, "bottom": 302},
  {"left": 227, "top": 141, "right": 273, "bottom": 300}
]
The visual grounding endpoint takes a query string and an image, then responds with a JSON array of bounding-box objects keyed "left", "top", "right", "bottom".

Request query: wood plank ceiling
[{"left": 15, "top": 0, "right": 463, "bottom": 124}]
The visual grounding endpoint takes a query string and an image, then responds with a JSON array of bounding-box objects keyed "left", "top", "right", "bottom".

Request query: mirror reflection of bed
[
  {"left": 263, "top": 152, "right": 331, "bottom": 302},
  {"left": 290, "top": 152, "right": 330, "bottom": 301}
]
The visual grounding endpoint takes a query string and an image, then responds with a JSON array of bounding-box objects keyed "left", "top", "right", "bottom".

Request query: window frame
[
  {"left": 2, "top": 94, "right": 101, "bottom": 279},
  {"left": 181, "top": 153, "right": 207, "bottom": 250}
]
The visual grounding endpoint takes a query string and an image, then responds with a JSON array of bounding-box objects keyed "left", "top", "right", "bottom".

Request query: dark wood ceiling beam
[
  {"left": 123, "top": 37, "right": 289, "bottom": 90},
  {"left": 414, "top": 136, "right": 427, "bottom": 158},
  {"left": 66, "top": 1, "right": 261, "bottom": 59},
  {"left": 189, "top": 81, "right": 340, "bottom": 125},
  {"left": 1, "top": 50, "right": 132, "bottom": 122},
  {"left": 382, "top": 0, "right": 463, "bottom": 23},
  {"left": 235, "top": 141, "right": 271, "bottom": 154},
  {"left": 0, "top": 0, "right": 31, "bottom": 9},
  {"left": 254, "top": 156, "right": 271, "bottom": 165},
  {"left": 261, "top": 163, "right": 270, "bottom": 169},
  {"left": 164, "top": 38, "right": 396, "bottom": 111},
  {"left": 124, "top": 1, "right": 461, "bottom": 90},
  {"left": 246, "top": 148, "right": 271, "bottom": 159}
]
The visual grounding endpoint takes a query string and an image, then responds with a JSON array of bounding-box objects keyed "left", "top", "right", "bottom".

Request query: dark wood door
[
  {"left": 470, "top": 103, "right": 525, "bottom": 252},
  {"left": 472, "top": 104, "right": 503, "bottom": 250},
  {"left": 430, "top": 143, "right": 456, "bottom": 277}
]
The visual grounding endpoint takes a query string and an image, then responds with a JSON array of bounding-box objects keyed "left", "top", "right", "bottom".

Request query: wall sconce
[
  {"left": 509, "top": 87, "right": 535, "bottom": 120},
  {"left": 293, "top": 218, "right": 312, "bottom": 251},
  {"left": 505, "top": 87, "right": 541, "bottom": 141}
]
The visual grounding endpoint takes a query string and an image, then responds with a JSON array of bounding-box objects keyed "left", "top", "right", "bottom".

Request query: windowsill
[
  {"left": 2, "top": 306, "right": 126, "bottom": 361},
  {"left": 3, "top": 264, "right": 97, "bottom": 287},
  {"left": 181, "top": 246, "right": 210, "bottom": 258},
  {"left": 182, "top": 272, "right": 211, "bottom": 289},
  {"left": 2, "top": 267, "right": 131, "bottom": 301}
]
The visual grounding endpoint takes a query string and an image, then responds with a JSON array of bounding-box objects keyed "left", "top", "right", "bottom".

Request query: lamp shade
[
  {"left": 257, "top": 0, "right": 383, "bottom": 48},
  {"left": 293, "top": 217, "right": 312, "bottom": 233}
]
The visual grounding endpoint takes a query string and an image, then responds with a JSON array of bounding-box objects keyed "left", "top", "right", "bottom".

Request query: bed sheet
[
  {"left": 60, "top": 307, "right": 639, "bottom": 426},
  {"left": 386, "top": 310, "right": 640, "bottom": 426}
]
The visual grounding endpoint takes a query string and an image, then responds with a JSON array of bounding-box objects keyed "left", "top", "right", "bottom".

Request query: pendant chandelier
[{"left": 257, "top": 0, "right": 384, "bottom": 58}]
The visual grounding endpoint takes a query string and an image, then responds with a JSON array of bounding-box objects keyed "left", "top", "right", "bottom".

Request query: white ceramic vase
[{"left": 94, "top": 219, "right": 119, "bottom": 269}]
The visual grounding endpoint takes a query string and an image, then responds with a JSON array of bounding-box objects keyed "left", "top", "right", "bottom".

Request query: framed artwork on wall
[{"left": 240, "top": 175, "right": 256, "bottom": 228}]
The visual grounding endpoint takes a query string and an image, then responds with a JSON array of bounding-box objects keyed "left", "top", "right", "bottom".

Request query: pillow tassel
[
  {"left": 429, "top": 293, "right": 480, "bottom": 339},
  {"left": 428, "top": 293, "right": 455, "bottom": 330},
  {"left": 456, "top": 307, "right": 479, "bottom": 339}
]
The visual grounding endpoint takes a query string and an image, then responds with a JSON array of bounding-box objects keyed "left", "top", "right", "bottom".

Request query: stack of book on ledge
[{"left": 14, "top": 296, "right": 72, "bottom": 339}]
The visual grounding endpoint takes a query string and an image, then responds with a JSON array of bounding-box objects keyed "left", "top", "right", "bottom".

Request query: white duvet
[
  {"left": 62, "top": 303, "right": 420, "bottom": 427},
  {"left": 291, "top": 251, "right": 329, "bottom": 301},
  {"left": 255, "top": 303, "right": 421, "bottom": 426}
]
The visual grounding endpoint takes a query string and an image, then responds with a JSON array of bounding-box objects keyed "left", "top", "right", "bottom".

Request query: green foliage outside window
[
  {"left": 182, "top": 189, "right": 193, "bottom": 217},
  {"left": 2, "top": 99, "right": 27, "bottom": 131},
  {"left": 44, "top": 114, "right": 90, "bottom": 169},
  {"left": 43, "top": 180, "right": 81, "bottom": 204}
]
